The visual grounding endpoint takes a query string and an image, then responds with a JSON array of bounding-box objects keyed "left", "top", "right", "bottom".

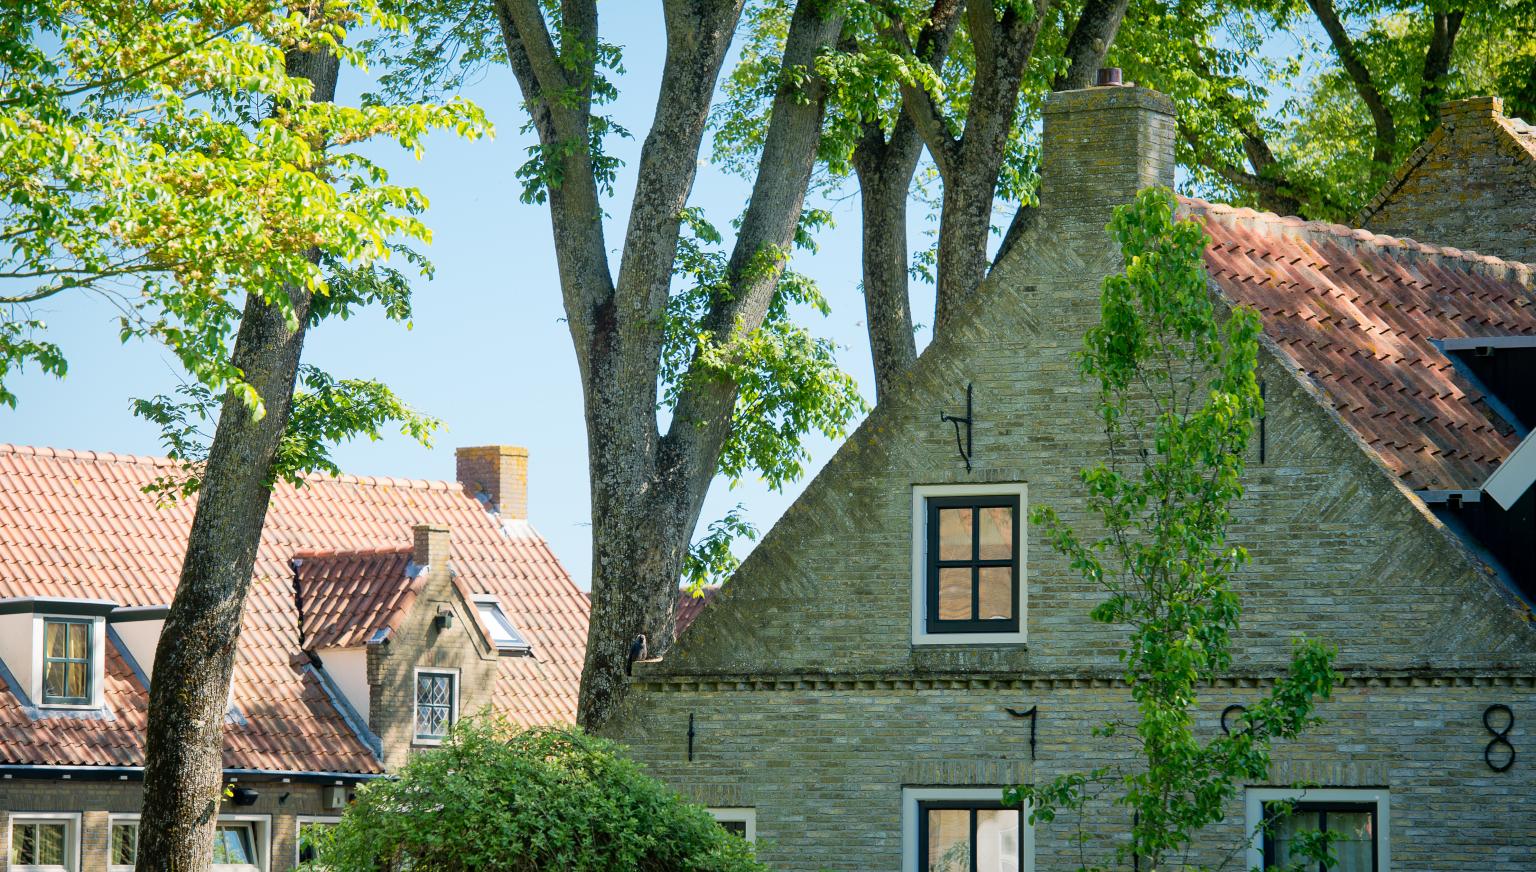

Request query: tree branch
[
  {"left": 1053, "top": 0, "right": 1132, "bottom": 91},
  {"left": 891, "top": 0, "right": 964, "bottom": 176},
  {"left": 1305, "top": 0, "right": 1397, "bottom": 164},
  {"left": 659, "top": 0, "right": 845, "bottom": 513},
  {"left": 1419, "top": 9, "right": 1464, "bottom": 133},
  {"left": 611, "top": 0, "right": 743, "bottom": 400}
]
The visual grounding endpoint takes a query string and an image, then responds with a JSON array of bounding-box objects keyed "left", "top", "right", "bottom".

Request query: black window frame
[
  {"left": 925, "top": 495, "right": 1021, "bottom": 635},
  {"left": 1261, "top": 800, "right": 1380, "bottom": 872},
  {"left": 916, "top": 799, "right": 1023, "bottom": 872},
  {"left": 41, "top": 616, "right": 93, "bottom": 706},
  {"left": 414, "top": 670, "right": 456, "bottom": 742}
]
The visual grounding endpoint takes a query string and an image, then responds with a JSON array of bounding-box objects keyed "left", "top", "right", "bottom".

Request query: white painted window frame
[
  {"left": 295, "top": 815, "right": 341, "bottom": 867},
  {"left": 412, "top": 667, "right": 460, "bottom": 746},
  {"left": 31, "top": 614, "right": 106, "bottom": 709},
  {"left": 106, "top": 813, "right": 140, "bottom": 872},
  {"left": 706, "top": 808, "right": 756, "bottom": 842},
  {"left": 900, "top": 787, "right": 1034, "bottom": 872},
  {"left": 1243, "top": 787, "right": 1390, "bottom": 871},
  {"left": 105, "top": 814, "right": 271, "bottom": 872},
  {"left": 911, "top": 483, "right": 1029, "bottom": 646},
  {"left": 7, "top": 811, "right": 81, "bottom": 872},
  {"left": 212, "top": 813, "right": 272, "bottom": 872}
]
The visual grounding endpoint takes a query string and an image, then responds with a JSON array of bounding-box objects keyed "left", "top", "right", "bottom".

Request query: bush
[{"left": 318, "top": 717, "right": 767, "bottom": 872}]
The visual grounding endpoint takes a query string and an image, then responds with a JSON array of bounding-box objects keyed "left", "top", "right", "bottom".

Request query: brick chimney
[
  {"left": 1039, "top": 73, "right": 1177, "bottom": 230},
  {"left": 455, "top": 445, "right": 529, "bottom": 520},
  {"left": 412, "top": 523, "right": 450, "bottom": 570},
  {"left": 1439, "top": 95, "right": 1502, "bottom": 125}
]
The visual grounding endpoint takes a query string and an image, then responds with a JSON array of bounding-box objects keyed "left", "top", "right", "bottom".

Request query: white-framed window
[
  {"left": 1245, "top": 787, "right": 1389, "bottom": 872},
  {"left": 296, "top": 816, "right": 340, "bottom": 866},
  {"left": 413, "top": 668, "right": 458, "bottom": 744},
  {"left": 470, "top": 595, "right": 533, "bottom": 656},
  {"left": 707, "top": 808, "right": 756, "bottom": 842},
  {"left": 911, "top": 484, "right": 1028, "bottom": 645},
  {"left": 211, "top": 815, "right": 270, "bottom": 872},
  {"left": 7, "top": 812, "right": 79, "bottom": 872},
  {"left": 902, "top": 788, "right": 1032, "bottom": 872},
  {"left": 107, "top": 814, "right": 270, "bottom": 872},
  {"left": 107, "top": 815, "right": 139, "bottom": 872},
  {"left": 30, "top": 614, "right": 106, "bottom": 708}
]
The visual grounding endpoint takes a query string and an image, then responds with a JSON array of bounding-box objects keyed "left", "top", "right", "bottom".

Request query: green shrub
[{"left": 318, "top": 717, "right": 766, "bottom": 872}]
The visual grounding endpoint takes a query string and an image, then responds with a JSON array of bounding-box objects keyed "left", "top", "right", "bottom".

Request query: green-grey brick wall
[
  {"left": 1362, "top": 97, "right": 1536, "bottom": 265},
  {"left": 609, "top": 85, "right": 1536, "bottom": 871}
]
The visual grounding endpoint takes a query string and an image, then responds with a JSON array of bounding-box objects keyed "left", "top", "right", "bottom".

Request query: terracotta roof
[
  {"left": 0, "top": 444, "right": 589, "bottom": 772},
  {"left": 295, "top": 549, "right": 420, "bottom": 650},
  {"left": 1185, "top": 197, "right": 1536, "bottom": 491}
]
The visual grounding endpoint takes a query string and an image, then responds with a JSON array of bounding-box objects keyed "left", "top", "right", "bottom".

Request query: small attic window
[
  {"left": 472, "top": 597, "right": 532, "bottom": 656},
  {"left": 41, "top": 618, "right": 93, "bottom": 706}
]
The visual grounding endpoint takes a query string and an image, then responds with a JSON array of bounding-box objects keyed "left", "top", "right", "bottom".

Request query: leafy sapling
[{"left": 1008, "top": 187, "right": 1338, "bottom": 871}]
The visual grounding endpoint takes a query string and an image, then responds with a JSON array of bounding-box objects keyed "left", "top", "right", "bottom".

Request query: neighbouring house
[
  {"left": 0, "top": 443, "right": 588, "bottom": 871},
  {"left": 612, "top": 81, "right": 1536, "bottom": 870},
  {"left": 1358, "top": 95, "right": 1536, "bottom": 264}
]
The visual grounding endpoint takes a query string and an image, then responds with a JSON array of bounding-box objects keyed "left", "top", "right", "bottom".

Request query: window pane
[
  {"left": 1331, "top": 810, "right": 1375, "bottom": 872},
  {"left": 111, "top": 823, "right": 138, "bottom": 865},
  {"left": 978, "top": 567, "right": 1012, "bottom": 621},
  {"left": 66, "top": 661, "right": 87, "bottom": 699},
  {"left": 926, "top": 809, "right": 970, "bottom": 872},
  {"left": 978, "top": 506, "right": 1013, "bottom": 560},
  {"left": 67, "top": 622, "right": 88, "bottom": 658},
  {"left": 938, "top": 508, "right": 973, "bottom": 561},
  {"left": 1270, "top": 809, "right": 1320, "bottom": 870},
  {"left": 43, "top": 661, "right": 68, "bottom": 699},
  {"left": 298, "top": 821, "right": 333, "bottom": 863},
  {"left": 212, "top": 824, "right": 255, "bottom": 864},
  {"left": 12, "top": 822, "right": 34, "bottom": 863},
  {"left": 718, "top": 820, "right": 748, "bottom": 838},
  {"left": 976, "top": 809, "right": 1020, "bottom": 872},
  {"left": 37, "top": 823, "right": 65, "bottom": 865},
  {"left": 937, "top": 568, "right": 972, "bottom": 621},
  {"left": 44, "top": 622, "right": 67, "bottom": 658}
]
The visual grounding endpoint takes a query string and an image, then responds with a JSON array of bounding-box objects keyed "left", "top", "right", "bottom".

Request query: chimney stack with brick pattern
[
  {"left": 412, "top": 523, "right": 450, "bottom": 570},
  {"left": 1039, "top": 74, "right": 1177, "bottom": 229},
  {"left": 455, "top": 445, "right": 529, "bottom": 520}
]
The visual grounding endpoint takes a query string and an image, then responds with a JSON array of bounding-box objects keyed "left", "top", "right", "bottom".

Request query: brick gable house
[
  {"left": 0, "top": 444, "right": 587, "bottom": 871},
  {"left": 1358, "top": 95, "right": 1536, "bottom": 265},
  {"left": 612, "top": 84, "right": 1536, "bottom": 870}
]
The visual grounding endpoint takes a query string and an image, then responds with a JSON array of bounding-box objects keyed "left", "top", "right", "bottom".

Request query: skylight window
[{"left": 474, "top": 598, "right": 532, "bottom": 656}]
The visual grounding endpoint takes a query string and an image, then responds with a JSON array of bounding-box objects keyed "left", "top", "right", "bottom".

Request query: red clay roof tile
[
  {"left": 0, "top": 444, "right": 588, "bottom": 773},
  {"left": 1184, "top": 197, "right": 1536, "bottom": 491}
]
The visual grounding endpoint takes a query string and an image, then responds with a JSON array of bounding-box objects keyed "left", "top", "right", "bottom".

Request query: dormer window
[
  {"left": 0, "top": 598, "right": 113, "bottom": 710},
  {"left": 41, "top": 618, "right": 92, "bottom": 705},
  {"left": 471, "top": 595, "right": 533, "bottom": 656}
]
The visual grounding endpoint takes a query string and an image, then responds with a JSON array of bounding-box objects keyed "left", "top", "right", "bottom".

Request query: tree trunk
[
  {"left": 538, "top": 0, "right": 843, "bottom": 732},
  {"left": 134, "top": 47, "right": 336, "bottom": 872},
  {"left": 1419, "top": 9, "right": 1464, "bottom": 135},
  {"left": 1053, "top": 0, "right": 1132, "bottom": 91},
  {"left": 852, "top": 119, "right": 921, "bottom": 402},
  {"left": 928, "top": 1, "right": 1047, "bottom": 331}
]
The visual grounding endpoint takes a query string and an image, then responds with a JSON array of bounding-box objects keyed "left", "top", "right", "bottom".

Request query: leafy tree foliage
[
  {"left": 368, "top": 0, "right": 866, "bottom": 727},
  {"left": 1010, "top": 188, "right": 1339, "bottom": 870},
  {"left": 316, "top": 718, "right": 768, "bottom": 872},
  {"left": 3, "top": 5, "right": 486, "bottom": 871},
  {"left": 1160, "top": 0, "right": 1536, "bottom": 220},
  {"left": 0, "top": 0, "right": 484, "bottom": 427}
]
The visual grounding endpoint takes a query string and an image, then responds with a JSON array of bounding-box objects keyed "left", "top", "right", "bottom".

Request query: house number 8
[{"left": 1484, "top": 704, "right": 1515, "bottom": 773}]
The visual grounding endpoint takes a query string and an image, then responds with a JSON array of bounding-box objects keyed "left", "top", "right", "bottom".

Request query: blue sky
[{"left": 0, "top": 6, "right": 941, "bottom": 590}]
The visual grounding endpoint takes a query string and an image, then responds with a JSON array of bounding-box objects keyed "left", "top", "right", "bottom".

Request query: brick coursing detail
[
  {"left": 1360, "top": 97, "right": 1536, "bottom": 265},
  {"left": 608, "top": 86, "right": 1536, "bottom": 870}
]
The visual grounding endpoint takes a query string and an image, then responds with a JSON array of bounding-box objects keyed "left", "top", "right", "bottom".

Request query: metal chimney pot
[{"left": 1095, "top": 68, "right": 1123, "bottom": 87}]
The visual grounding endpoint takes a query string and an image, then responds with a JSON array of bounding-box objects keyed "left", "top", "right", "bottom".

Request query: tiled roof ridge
[
  {"left": 0, "top": 442, "right": 466, "bottom": 493},
  {"left": 292, "top": 546, "right": 413, "bottom": 560},
  {"left": 1181, "top": 196, "right": 1536, "bottom": 284}
]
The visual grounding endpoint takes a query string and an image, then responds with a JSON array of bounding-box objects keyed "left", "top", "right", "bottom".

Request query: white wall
[
  {"left": 324, "top": 647, "right": 371, "bottom": 722},
  {"left": 0, "top": 612, "right": 31, "bottom": 693},
  {"left": 112, "top": 618, "right": 164, "bottom": 683}
]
